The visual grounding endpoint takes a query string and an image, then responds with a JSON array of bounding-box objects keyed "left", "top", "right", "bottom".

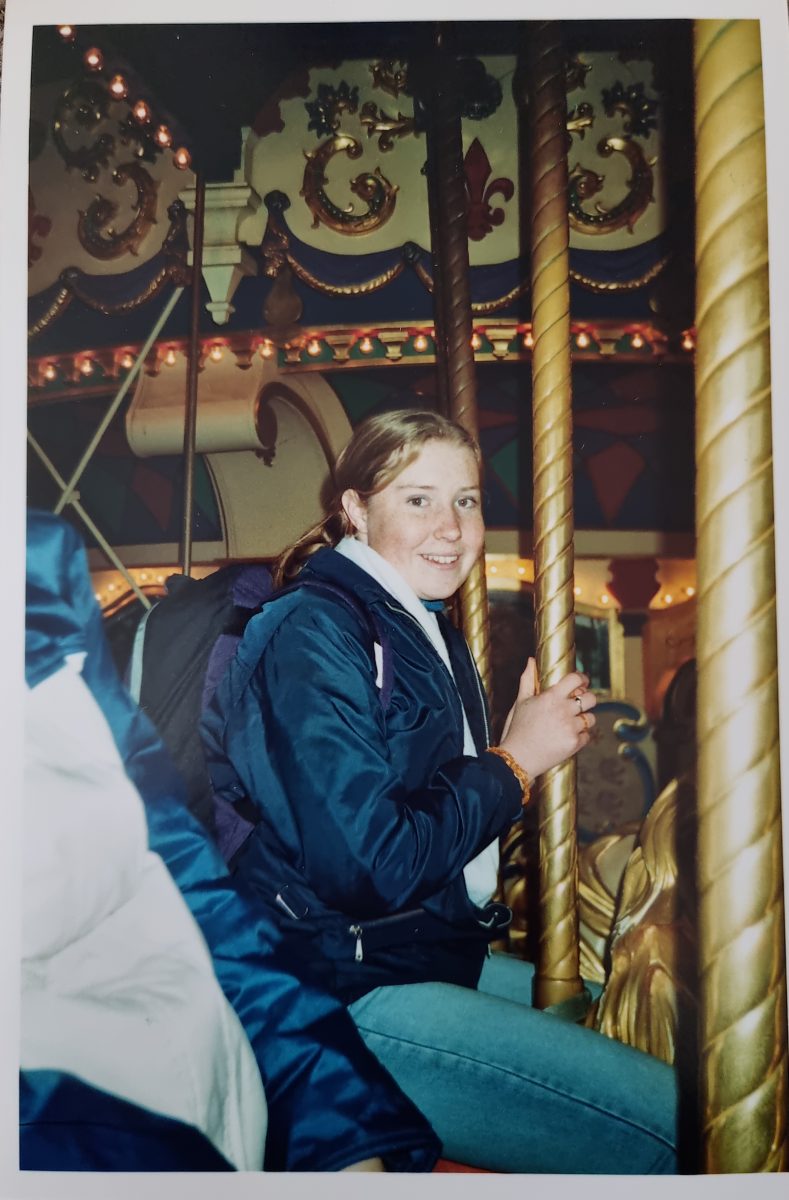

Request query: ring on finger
[{"left": 574, "top": 694, "right": 584, "bottom": 713}]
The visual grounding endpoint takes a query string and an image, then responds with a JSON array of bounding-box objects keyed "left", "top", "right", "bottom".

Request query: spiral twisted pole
[
  {"left": 527, "top": 23, "right": 583, "bottom": 1010},
  {"left": 694, "top": 19, "right": 788, "bottom": 1172},
  {"left": 425, "top": 35, "right": 492, "bottom": 696}
]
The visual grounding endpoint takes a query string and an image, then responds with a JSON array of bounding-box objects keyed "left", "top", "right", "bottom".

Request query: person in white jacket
[{"left": 20, "top": 509, "right": 439, "bottom": 1172}]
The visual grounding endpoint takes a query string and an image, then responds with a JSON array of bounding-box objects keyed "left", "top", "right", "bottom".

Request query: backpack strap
[
  {"left": 127, "top": 602, "right": 157, "bottom": 703},
  {"left": 205, "top": 574, "right": 393, "bottom": 866},
  {"left": 275, "top": 577, "right": 394, "bottom": 710}
]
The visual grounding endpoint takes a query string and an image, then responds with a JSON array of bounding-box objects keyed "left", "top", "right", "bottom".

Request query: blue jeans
[{"left": 349, "top": 953, "right": 677, "bottom": 1174}]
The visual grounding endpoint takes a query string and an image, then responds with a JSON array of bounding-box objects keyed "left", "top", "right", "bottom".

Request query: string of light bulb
[{"left": 56, "top": 24, "right": 192, "bottom": 172}]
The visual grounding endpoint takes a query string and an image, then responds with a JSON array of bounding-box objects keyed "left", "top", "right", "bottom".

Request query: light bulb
[
  {"left": 576, "top": 331, "right": 590, "bottom": 349},
  {"left": 84, "top": 47, "right": 104, "bottom": 71},
  {"left": 132, "top": 100, "right": 152, "bottom": 124},
  {"left": 173, "top": 147, "right": 192, "bottom": 170},
  {"left": 109, "top": 74, "right": 128, "bottom": 100},
  {"left": 259, "top": 341, "right": 274, "bottom": 359},
  {"left": 413, "top": 334, "right": 428, "bottom": 352},
  {"left": 208, "top": 344, "right": 224, "bottom": 363},
  {"left": 306, "top": 339, "right": 322, "bottom": 357}
]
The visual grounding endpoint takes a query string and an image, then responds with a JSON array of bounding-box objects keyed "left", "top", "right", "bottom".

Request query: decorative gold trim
[
  {"left": 64, "top": 262, "right": 183, "bottom": 316},
  {"left": 286, "top": 252, "right": 404, "bottom": 296},
  {"left": 359, "top": 100, "right": 418, "bottom": 152},
  {"left": 300, "top": 133, "right": 398, "bottom": 235},
  {"left": 77, "top": 161, "right": 159, "bottom": 261},
  {"left": 369, "top": 59, "right": 410, "bottom": 99},
  {"left": 27, "top": 288, "right": 73, "bottom": 339},
  {"left": 569, "top": 135, "right": 656, "bottom": 236},
  {"left": 392, "top": 256, "right": 668, "bottom": 308},
  {"left": 28, "top": 202, "right": 188, "bottom": 339},
  {"left": 570, "top": 254, "right": 670, "bottom": 292},
  {"left": 51, "top": 79, "right": 114, "bottom": 183},
  {"left": 472, "top": 283, "right": 530, "bottom": 315}
]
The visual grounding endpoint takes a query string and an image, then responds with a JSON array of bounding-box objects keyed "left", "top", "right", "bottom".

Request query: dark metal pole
[
  {"left": 181, "top": 170, "right": 205, "bottom": 577},
  {"left": 423, "top": 26, "right": 492, "bottom": 695}
]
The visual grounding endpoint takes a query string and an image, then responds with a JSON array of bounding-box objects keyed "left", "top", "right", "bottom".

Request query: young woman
[{"left": 204, "top": 409, "right": 678, "bottom": 1174}]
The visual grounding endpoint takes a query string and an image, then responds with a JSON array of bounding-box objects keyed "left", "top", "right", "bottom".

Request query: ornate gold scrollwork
[
  {"left": 359, "top": 101, "right": 417, "bottom": 152},
  {"left": 29, "top": 203, "right": 186, "bottom": 338},
  {"left": 569, "top": 135, "right": 655, "bottom": 235},
  {"left": 369, "top": 59, "right": 410, "bottom": 98},
  {"left": 567, "top": 101, "right": 594, "bottom": 140},
  {"left": 301, "top": 134, "right": 398, "bottom": 235},
  {"left": 77, "top": 161, "right": 159, "bottom": 260},
  {"left": 566, "top": 55, "right": 593, "bottom": 93},
  {"left": 52, "top": 79, "right": 115, "bottom": 183}
]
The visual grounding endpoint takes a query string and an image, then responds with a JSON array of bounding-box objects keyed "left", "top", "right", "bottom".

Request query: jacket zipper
[
  {"left": 464, "top": 640, "right": 491, "bottom": 746},
  {"left": 383, "top": 600, "right": 490, "bottom": 748},
  {"left": 349, "top": 923, "right": 364, "bottom": 962},
  {"left": 381, "top": 600, "right": 468, "bottom": 732}
]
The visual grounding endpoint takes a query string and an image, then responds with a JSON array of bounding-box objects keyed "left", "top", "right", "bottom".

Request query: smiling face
[{"left": 342, "top": 438, "right": 484, "bottom": 600}]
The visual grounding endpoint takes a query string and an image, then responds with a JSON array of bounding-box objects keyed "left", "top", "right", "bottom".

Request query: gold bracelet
[{"left": 486, "top": 746, "right": 531, "bottom": 807}]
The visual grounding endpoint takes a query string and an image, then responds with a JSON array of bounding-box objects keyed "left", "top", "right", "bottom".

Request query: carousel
[{"left": 24, "top": 16, "right": 788, "bottom": 1172}]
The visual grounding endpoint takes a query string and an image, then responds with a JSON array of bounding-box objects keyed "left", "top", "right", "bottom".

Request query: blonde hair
[{"left": 274, "top": 408, "right": 481, "bottom": 586}]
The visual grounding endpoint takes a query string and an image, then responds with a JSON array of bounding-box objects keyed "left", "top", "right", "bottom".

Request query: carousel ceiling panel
[
  {"left": 248, "top": 49, "right": 667, "bottom": 264},
  {"left": 28, "top": 22, "right": 691, "bottom": 343},
  {"left": 28, "top": 77, "right": 194, "bottom": 298}
]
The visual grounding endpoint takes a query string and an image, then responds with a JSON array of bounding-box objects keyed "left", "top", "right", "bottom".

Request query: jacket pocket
[{"left": 346, "top": 904, "right": 510, "bottom": 963}]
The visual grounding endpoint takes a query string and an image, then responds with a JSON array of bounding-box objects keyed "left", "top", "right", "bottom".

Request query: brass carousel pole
[
  {"left": 527, "top": 22, "right": 584, "bottom": 1013},
  {"left": 181, "top": 168, "right": 205, "bottom": 579},
  {"left": 694, "top": 19, "right": 788, "bottom": 1171},
  {"left": 424, "top": 27, "right": 492, "bottom": 695}
]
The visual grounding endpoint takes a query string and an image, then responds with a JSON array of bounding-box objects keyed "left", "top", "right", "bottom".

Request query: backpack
[
  {"left": 128, "top": 565, "right": 392, "bottom": 864},
  {"left": 128, "top": 564, "right": 273, "bottom": 833}
]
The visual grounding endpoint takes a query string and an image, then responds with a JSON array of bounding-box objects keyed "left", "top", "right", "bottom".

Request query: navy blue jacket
[
  {"left": 23, "top": 512, "right": 440, "bottom": 1172},
  {"left": 203, "top": 547, "right": 522, "bottom": 1003}
]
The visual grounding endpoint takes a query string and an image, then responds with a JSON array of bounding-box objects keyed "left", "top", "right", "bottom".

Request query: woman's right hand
[{"left": 498, "top": 658, "right": 597, "bottom": 781}]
